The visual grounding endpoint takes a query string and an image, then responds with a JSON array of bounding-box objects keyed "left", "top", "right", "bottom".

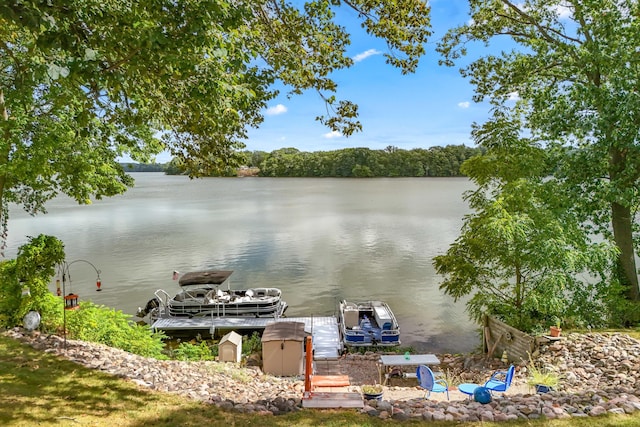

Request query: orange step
[{"left": 310, "top": 375, "right": 351, "bottom": 389}]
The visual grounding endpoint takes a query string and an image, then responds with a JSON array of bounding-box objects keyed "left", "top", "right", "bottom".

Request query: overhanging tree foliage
[
  {"left": 0, "top": 0, "right": 431, "bottom": 250},
  {"left": 438, "top": 0, "right": 640, "bottom": 309}
]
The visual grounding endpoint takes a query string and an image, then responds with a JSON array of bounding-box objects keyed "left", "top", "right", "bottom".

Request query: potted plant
[
  {"left": 361, "top": 384, "right": 384, "bottom": 400},
  {"left": 549, "top": 319, "right": 562, "bottom": 337}
]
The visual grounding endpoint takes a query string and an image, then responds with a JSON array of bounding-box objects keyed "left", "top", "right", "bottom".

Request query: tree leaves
[
  {"left": 0, "top": 235, "right": 65, "bottom": 328},
  {"left": 0, "top": 0, "right": 432, "bottom": 247},
  {"left": 437, "top": 0, "right": 640, "bottom": 316},
  {"left": 434, "top": 119, "right": 617, "bottom": 331}
]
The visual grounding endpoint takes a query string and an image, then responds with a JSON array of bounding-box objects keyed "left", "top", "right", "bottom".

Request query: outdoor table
[
  {"left": 458, "top": 383, "right": 481, "bottom": 400},
  {"left": 378, "top": 354, "right": 440, "bottom": 385}
]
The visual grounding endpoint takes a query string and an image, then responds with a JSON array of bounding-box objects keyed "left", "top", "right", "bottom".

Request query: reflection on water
[{"left": 6, "top": 174, "right": 478, "bottom": 353}]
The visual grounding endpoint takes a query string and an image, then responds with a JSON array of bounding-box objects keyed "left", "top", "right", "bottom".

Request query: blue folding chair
[
  {"left": 484, "top": 365, "right": 515, "bottom": 395},
  {"left": 417, "top": 364, "right": 449, "bottom": 400}
]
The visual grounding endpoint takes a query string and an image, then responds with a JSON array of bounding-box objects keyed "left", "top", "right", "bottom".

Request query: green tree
[
  {"left": 259, "top": 148, "right": 304, "bottom": 177},
  {"left": 352, "top": 164, "right": 373, "bottom": 177},
  {"left": 164, "top": 158, "right": 185, "bottom": 176},
  {"left": 433, "top": 121, "right": 617, "bottom": 331},
  {"left": 247, "top": 150, "right": 269, "bottom": 169},
  {"left": 0, "top": 235, "right": 65, "bottom": 331},
  {"left": 438, "top": 0, "right": 640, "bottom": 308},
  {"left": 0, "top": 0, "right": 431, "bottom": 247}
]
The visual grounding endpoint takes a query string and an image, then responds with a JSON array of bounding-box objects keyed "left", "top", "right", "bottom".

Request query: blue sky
[
  {"left": 150, "top": 2, "right": 491, "bottom": 163},
  {"left": 242, "top": 1, "right": 487, "bottom": 155}
]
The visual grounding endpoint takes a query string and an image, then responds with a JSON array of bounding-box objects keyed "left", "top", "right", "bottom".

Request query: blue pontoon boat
[{"left": 339, "top": 300, "right": 400, "bottom": 347}]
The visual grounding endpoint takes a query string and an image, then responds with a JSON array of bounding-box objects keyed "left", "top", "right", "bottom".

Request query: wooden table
[{"left": 378, "top": 354, "right": 440, "bottom": 385}]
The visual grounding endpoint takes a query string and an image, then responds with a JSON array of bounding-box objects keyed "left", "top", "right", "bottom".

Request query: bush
[
  {"left": 242, "top": 331, "right": 262, "bottom": 355},
  {"left": 0, "top": 235, "right": 169, "bottom": 359},
  {"left": 0, "top": 235, "right": 65, "bottom": 330},
  {"left": 65, "top": 301, "right": 167, "bottom": 359},
  {"left": 173, "top": 341, "right": 217, "bottom": 361}
]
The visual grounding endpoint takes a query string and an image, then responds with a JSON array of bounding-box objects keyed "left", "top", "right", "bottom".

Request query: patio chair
[
  {"left": 417, "top": 364, "right": 449, "bottom": 400},
  {"left": 484, "top": 364, "right": 515, "bottom": 395}
]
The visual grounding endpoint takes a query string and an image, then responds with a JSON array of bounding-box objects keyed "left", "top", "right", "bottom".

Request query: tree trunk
[
  {"left": 0, "top": 89, "right": 9, "bottom": 251},
  {"left": 611, "top": 201, "right": 639, "bottom": 301}
]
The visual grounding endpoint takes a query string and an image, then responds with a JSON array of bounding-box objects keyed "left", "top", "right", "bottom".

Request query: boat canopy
[{"left": 178, "top": 270, "right": 233, "bottom": 287}]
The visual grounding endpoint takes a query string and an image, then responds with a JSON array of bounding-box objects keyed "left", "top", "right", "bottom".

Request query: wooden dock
[{"left": 151, "top": 316, "right": 343, "bottom": 360}]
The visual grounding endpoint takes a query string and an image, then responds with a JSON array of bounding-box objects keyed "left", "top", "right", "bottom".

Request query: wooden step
[
  {"left": 302, "top": 391, "right": 363, "bottom": 408},
  {"left": 311, "top": 375, "right": 351, "bottom": 389}
]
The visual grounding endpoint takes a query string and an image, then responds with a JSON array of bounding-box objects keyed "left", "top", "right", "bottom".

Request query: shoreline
[{"left": 5, "top": 328, "right": 640, "bottom": 422}]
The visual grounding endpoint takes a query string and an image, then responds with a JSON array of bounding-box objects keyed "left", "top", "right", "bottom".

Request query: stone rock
[{"left": 7, "top": 328, "right": 640, "bottom": 422}]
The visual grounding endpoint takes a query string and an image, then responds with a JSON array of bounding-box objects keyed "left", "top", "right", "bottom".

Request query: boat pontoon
[
  {"left": 137, "top": 270, "right": 288, "bottom": 321},
  {"left": 339, "top": 300, "right": 400, "bottom": 347}
]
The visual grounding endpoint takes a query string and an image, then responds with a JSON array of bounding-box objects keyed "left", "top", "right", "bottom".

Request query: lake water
[{"left": 5, "top": 173, "right": 478, "bottom": 353}]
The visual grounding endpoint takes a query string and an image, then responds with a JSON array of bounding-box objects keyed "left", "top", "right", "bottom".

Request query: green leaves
[
  {"left": 434, "top": 125, "right": 616, "bottom": 331},
  {"left": 0, "top": 235, "right": 65, "bottom": 330},
  {"left": 437, "top": 0, "right": 640, "bottom": 323},
  {"left": 348, "top": 0, "right": 431, "bottom": 73},
  {"left": 65, "top": 301, "right": 168, "bottom": 358},
  {"left": 0, "top": 0, "right": 433, "bottom": 248}
]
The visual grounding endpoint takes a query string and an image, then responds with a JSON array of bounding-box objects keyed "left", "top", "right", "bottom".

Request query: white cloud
[
  {"left": 323, "top": 130, "right": 343, "bottom": 139},
  {"left": 458, "top": 101, "right": 470, "bottom": 109},
  {"left": 353, "top": 49, "right": 382, "bottom": 63},
  {"left": 266, "top": 104, "right": 287, "bottom": 116},
  {"left": 551, "top": 4, "right": 572, "bottom": 19},
  {"left": 507, "top": 91, "right": 520, "bottom": 101}
]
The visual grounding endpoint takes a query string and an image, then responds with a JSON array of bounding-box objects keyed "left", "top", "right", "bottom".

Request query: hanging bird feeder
[
  {"left": 64, "top": 293, "right": 79, "bottom": 310},
  {"left": 57, "top": 259, "right": 104, "bottom": 349}
]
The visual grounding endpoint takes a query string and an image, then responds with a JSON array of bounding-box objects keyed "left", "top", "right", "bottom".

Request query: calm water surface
[{"left": 6, "top": 174, "right": 478, "bottom": 353}]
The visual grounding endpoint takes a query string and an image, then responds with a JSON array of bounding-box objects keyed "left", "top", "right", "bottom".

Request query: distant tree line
[
  {"left": 121, "top": 163, "right": 166, "bottom": 172},
  {"left": 165, "top": 145, "right": 482, "bottom": 177}
]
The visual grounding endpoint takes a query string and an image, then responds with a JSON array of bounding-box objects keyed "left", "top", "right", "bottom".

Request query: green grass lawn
[{"left": 2, "top": 333, "right": 640, "bottom": 427}]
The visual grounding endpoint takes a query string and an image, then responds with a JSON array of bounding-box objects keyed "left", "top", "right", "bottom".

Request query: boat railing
[
  {"left": 154, "top": 289, "right": 172, "bottom": 317},
  {"left": 344, "top": 328, "right": 368, "bottom": 336}
]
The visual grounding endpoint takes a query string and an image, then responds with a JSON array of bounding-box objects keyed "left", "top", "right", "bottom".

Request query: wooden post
[{"left": 304, "top": 335, "right": 313, "bottom": 392}]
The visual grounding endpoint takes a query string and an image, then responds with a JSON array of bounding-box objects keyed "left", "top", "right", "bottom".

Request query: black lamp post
[{"left": 57, "top": 259, "right": 103, "bottom": 349}]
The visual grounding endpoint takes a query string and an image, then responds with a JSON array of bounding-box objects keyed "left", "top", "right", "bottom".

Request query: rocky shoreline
[{"left": 5, "top": 328, "right": 640, "bottom": 422}]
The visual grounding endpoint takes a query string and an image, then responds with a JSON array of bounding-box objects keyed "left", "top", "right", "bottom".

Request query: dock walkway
[{"left": 151, "top": 316, "right": 342, "bottom": 360}]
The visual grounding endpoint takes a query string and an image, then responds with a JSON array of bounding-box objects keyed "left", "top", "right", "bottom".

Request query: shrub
[
  {"left": 173, "top": 341, "right": 217, "bottom": 361},
  {"left": 65, "top": 301, "right": 167, "bottom": 359},
  {"left": 242, "top": 331, "right": 262, "bottom": 355},
  {"left": 0, "top": 235, "right": 65, "bottom": 331}
]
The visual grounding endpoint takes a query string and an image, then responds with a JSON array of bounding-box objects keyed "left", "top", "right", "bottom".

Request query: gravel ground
[{"left": 314, "top": 350, "right": 529, "bottom": 401}]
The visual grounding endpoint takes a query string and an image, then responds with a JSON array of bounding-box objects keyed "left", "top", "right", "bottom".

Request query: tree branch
[{"left": 500, "top": 1, "right": 582, "bottom": 44}]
